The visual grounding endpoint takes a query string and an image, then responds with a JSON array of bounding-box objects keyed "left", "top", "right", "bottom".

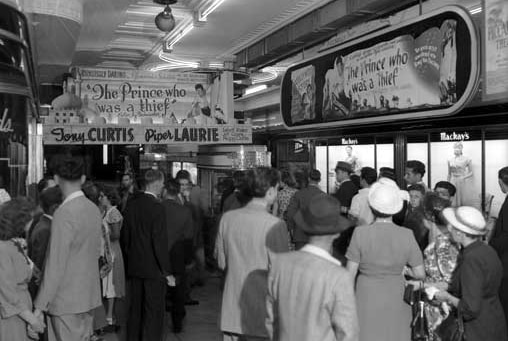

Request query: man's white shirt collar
[
  {"left": 301, "top": 244, "right": 342, "bottom": 267},
  {"left": 145, "top": 191, "right": 158, "bottom": 198},
  {"left": 43, "top": 214, "right": 53, "bottom": 221},
  {"left": 62, "top": 190, "right": 84, "bottom": 206}
]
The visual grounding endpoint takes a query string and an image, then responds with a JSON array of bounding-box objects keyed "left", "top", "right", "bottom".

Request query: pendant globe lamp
[{"left": 154, "top": 0, "right": 178, "bottom": 32}]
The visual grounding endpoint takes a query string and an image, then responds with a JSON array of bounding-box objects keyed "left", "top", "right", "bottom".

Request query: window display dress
[{"left": 448, "top": 155, "right": 475, "bottom": 207}]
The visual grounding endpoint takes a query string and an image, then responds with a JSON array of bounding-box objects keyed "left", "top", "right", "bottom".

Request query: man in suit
[
  {"left": 28, "top": 186, "right": 63, "bottom": 299},
  {"left": 121, "top": 169, "right": 172, "bottom": 341},
  {"left": 34, "top": 156, "right": 103, "bottom": 341},
  {"left": 332, "top": 161, "right": 359, "bottom": 215},
  {"left": 161, "top": 179, "right": 194, "bottom": 333},
  {"left": 266, "top": 194, "right": 359, "bottom": 341},
  {"left": 490, "top": 166, "right": 508, "bottom": 329},
  {"left": 286, "top": 169, "right": 324, "bottom": 250}
]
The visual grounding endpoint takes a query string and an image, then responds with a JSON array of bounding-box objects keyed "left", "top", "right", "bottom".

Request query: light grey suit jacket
[
  {"left": 35, "top": 192, "right": 102, "bottom": 315},
  {"left": 267, "top": 251, "right": 359, "bottom": 341}
]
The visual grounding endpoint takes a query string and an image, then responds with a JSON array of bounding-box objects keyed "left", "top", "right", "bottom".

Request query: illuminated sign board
[
  {"left": 42, "top": 124, "right": 252, "bottom": 145},
  {"left": 281, "top": 6, "right": 479, "bottom": 130}
]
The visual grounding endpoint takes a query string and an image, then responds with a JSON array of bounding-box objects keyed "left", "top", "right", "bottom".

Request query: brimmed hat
[
  {"left": 442, "top": 206, "right": 487, "bottom": 236},
  {"left": 378, "top": 177, "right": 410, "bottom": 201},
  {"left": 294, "top": 194, "right": 351, "bottom": 235},
  {"left": 335, "top": 161, "right": 352, "bottom": 174},
  {"left": 368, "top": 181, "right": 403, "bottom": 215}
]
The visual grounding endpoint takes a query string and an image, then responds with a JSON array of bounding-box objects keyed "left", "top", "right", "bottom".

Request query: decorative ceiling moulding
[
  {"left": 235, "top": 0, "right": 424, "bottom": 69},
  {"left": 24, "top": 0, "right": 84, "bottom": 24},
  {"left": 222, "top": 0, "right": 334, "bottom": 58}
]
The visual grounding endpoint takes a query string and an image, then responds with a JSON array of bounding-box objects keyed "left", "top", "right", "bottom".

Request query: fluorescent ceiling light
[
  {"left": 103, "top": 145, "right": 108, "bottom": 165},
  {"left": 158, "top": 51, "right": 199, "bottom": 67},
  {"left": 168, "top": 24, "right": 194, "bottom": 49},
  {"left": 469, "top": 5, "right": 482, "bottom": 15},
  {"left": 245, "top": 84, "right": 267, "bottom": 96},
  {"left": 209, "top": 62, "right": 224, "bottom": 68},
  {"left": 200, "top": 0, "right": 227, "bottom": 20},
  {"left": 252, "top": 69, "right": 278, "bottom": 84}
]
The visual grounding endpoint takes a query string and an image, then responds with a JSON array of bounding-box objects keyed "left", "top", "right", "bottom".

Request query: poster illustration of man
[
  {"left": 290, "top": 65, "right": 316, "bottom": 123},
  {"left": 322, "top": 56, "right": 350, "bottom": 120}
]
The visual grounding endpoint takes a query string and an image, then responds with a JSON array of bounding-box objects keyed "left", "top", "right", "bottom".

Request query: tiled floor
[{"left": 104, "top": 275, "right": 223, "bottom": 341}]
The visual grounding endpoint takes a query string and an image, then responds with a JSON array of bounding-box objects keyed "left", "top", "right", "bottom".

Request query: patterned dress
[
  {"left": 423, "top": 233, "right": 460, "bottom": 340},
  {"left": 276, "top": 185, "right": 298, "bottom": 220},
  {"left": 102, "top": 206, "right": 125, "bottom": 298}
]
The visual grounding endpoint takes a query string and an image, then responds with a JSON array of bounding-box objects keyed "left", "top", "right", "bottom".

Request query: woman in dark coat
[{"left": 434, "top": 206, "right": 508, "bottom": 341}]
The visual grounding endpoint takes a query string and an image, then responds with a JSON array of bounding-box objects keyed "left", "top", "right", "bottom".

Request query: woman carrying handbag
[{"left": 433, "top": 207, "right": 507, "bottom": 341}]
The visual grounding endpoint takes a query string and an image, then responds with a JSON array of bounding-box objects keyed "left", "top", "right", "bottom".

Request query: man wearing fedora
[
  {"left": 332, "top": 161, "right": 359, "bottom": 216},
  {"left": 266, "top": 194, "right": 359, "bottom": 341},
  {"left": 286, "top": 169, "right": 324, "bottom": 250}
]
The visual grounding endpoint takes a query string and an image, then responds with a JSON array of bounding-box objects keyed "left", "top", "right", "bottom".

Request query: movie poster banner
[
  {"left": 280, "top": 6, "right": 479, "bottom": 129},
  {"left": 42, "top": 124, "right": 252, "bottom": 145},
  {"left": 73, "top": 68, "right": 227, "bottom": 126},
  {"left": 483, "top": 0, "right": 508, "bottom": 100}
]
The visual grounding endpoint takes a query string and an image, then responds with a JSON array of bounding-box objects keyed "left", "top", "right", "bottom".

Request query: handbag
[
  {"left": 436, "top": 309, "right": 464, "bottom": 341},
  {"left": 411, "top": 285, "right": 429, "bottom": 341},
  {"left": 404, "top": 283, "right": 417, "bottom": 305}
]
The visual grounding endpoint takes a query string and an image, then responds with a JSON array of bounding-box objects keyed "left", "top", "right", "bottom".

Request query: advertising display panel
[
  {"left": 483, "top": 0, "right": 508, "bottom": 100},
  {"left": 281, "top": 6, "right": 479, "bottom": 129}
]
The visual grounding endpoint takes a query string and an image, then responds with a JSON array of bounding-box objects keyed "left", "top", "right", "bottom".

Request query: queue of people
[
  {"left": 216, "top": 163, "right": 508, "bottom": 341},
  {"left": 1, "top": 157, "right": 508, "bottom": 341},
  {"left": 0, "top": 156, "right": 208, "bottom": 341}
]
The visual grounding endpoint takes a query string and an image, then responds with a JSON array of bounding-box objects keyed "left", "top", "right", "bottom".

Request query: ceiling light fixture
[
  {"left": 245, "top": 84, "right": 268, "bottom": 96},
  {"left": 154, "top": 0, "right": 178, "bottom": 32},
  {"left": 168, "top": 23, "right": 194, "bottom": 49},
  {"left": 198, "top": 0, "right": 227, "bottom": 21},
  {"left": 468, "top": 5, "right": 482, "bottom": 15}
]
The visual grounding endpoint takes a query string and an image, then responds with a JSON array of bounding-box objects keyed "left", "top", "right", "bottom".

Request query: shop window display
[
  {"left": 407, "top": 136, "right": 429, "bottom": 187},
  {"left": 328, "top": 143, "right": 375, "bottom": 193},
  {"left": 430, "top": 134, "right": 482, "bottom": 209},
  {"left": 485, "top": 132, "right": 508, "bottom": 218},
  {"left": 315, "top": 144, "right": 328, "bottom": 193},
  {"left": 375, "top": 136, "right": 395, "bottom": 173}
]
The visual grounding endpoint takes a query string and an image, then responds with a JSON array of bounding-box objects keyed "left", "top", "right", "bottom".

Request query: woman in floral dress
[{"left": 408, "top": 192, "right": 459, "bottom": 340}]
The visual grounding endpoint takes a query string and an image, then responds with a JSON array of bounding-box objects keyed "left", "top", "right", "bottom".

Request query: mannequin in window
[
  {"left": 344, "top": 146, "right": 361, "bottom": 174},
  {"left": 447, "top": 141, "right": 474, "bottom": 207}
]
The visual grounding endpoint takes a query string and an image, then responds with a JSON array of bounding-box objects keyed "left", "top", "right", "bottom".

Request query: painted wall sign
[
  {"left": 281, "top": 6, "right": 479, "bottom": 130},
  {"left": 69, "top": 68, "right": 228, "bottom": 126},
  {"left": 42, "top": 124, "right": 252, "bottom": 145},
  {"left": 483, "top": 0, "right": 508, "bottom": 100}
]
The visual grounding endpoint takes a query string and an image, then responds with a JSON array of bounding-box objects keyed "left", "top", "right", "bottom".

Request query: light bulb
[{"left": 155, "top": 5, "right": 175, "bottom": 32}]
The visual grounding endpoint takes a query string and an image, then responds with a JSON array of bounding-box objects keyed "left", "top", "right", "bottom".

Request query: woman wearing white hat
[
  {"left": 433, "top": 206, "right": 508, "bottom": 341},
  {"left": 346, "top": 180, "right": 425, "bottom": 341}
]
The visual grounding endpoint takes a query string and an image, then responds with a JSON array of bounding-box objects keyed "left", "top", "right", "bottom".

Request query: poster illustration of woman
[
  {"left": 322, "top": 56, "right": 350, "bottom": 120},
  {"left": 439, "top": 20, "right": 457, "bottom": 104}
]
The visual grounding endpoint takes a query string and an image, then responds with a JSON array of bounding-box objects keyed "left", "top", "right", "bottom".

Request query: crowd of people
[
  {"left": 0, "top": 156, "right": 207, "bottom": 341},
  {"left": 1, "top": 155, "right": 508, "bottom": 341},
  {"left": 215, "top": 160, "right": 508, "bottom": 341}
]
